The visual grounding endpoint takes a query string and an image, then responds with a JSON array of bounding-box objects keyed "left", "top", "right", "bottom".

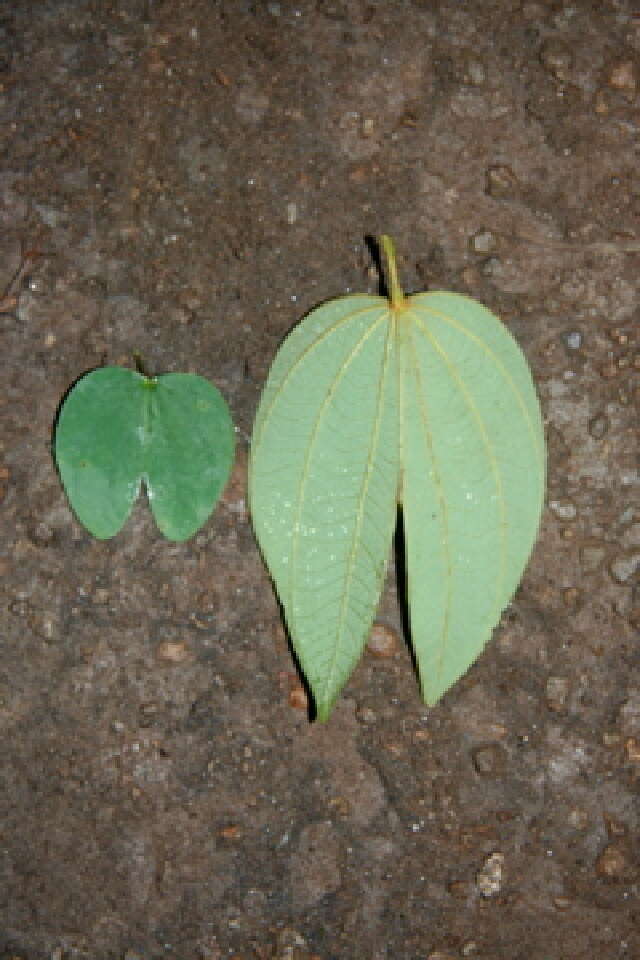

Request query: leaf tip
[
  {"left": 312, "top": 689, "right": 340, "bottom": 723},
  {"left": 314, "top": 704, "right": 331, "bottom": 724}
]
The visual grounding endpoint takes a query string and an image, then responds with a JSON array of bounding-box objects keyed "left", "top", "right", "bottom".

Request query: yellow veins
[
  {"left": 410, "top": 294, "right": 545, "bottom": 477},
  {"left": 319, "top": 312, "right": 398, "bottom": 708},
  {"left": 250, "top": 297, "right": 384, "bottom": 458},
  {"left": 409, "top": 306, "right": 507, "bottom": 651},
  {"left": 287, "top": 308, "right": 397, "bottom": 708}
]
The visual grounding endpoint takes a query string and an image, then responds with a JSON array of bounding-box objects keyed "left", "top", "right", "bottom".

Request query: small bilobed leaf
[
  {"left": 250, "top": 238, "right": 545, "bottom": 720},
  {"left": 55, "top": 366, "right": 234, "bottom": 541}
]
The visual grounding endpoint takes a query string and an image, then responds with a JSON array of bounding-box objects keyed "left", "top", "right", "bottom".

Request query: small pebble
[
  {"left": 567, "top": 807, "right": 588, "bottom": 829},
  {"left": 356, "top": 705, "right": 377, "bottom": 724},
  {"left": 486, "top": 163, "right": 518, "bottom": 198},
  {"left": 28, "top": 521, "right": 55, "bottom": 547},
  {"left": 9, "top": 597, "right": 31, "bottom": 618},
  {"left": 156, "top": 639, "right": 190, "bottom": 663},
  {"left": 469, "top": 228, "right": 496, "bottom": 254},
  {"left": 579, "top": 542, "right": 606, "bottom": 573},
  {"left": 460, "top": 265, "right": 480, "bottom": 287},
  {"left": 0, "top": 465, "right": 9, "bottom": 504},
  {"left": 562, "top": 586, "right": 581, "bottom": 608},
  {"left": 604, "top": 813, "right": 627, "bottom": 837},
  {"left": 599, "top": 358, "right": 619, "bottom": 379},
  {"left": 366, "top": 622, "right": 399, "bottom": 657},
  {"left": 288, "top": 684, "right": 308, "bottom": 710},
  {"left": 286, "top": 202, "right": 298, "bottom": 225},
  {"left": 608, "top": 326, "right": 630, "bottom": 346},
  {"left": 139, "top": 702, "right": 158, "bottom": 725},
  {"left": 563, "top": 330, "right": 582, "bottom": 350},
  {"left": 480, "top": 255, "right": 502, "bottom": 277},
  {"left": 349, "top": 166, "right": 368, "bottom": 184},
  {"left": 588, "top": 413, "right": 609, "bottom": 439},
  {"left": 595, "top": 842, "right": 629, "bottom": 880},
  {"left": 413, "top": 727, "right": 430, "bottom": 742},
  {"left": 361, "top": 115, "right": 375, "bottom": 137},
  {"left": 464, "top": 56, "right": 486, "bottom": 86},
  {"left": 594, "top": 89, "right": 609, "bottom": 114},
  {"left": 608, "top": 60, "right": 636, "bottom": 96},
  {"left": 219, "top": 824, "right": 242, "bottom": 840},
  {"left": 553, "top": 896, "right": 571, "bottom": 910},
  {"left": 545, "top": 676, "right": 570, "bottom": 712},
  {"left": 220, "top": 473, "right": 247, "bottom": 516},
  {"left": 539, "top": 41, "right": 572, "bottom": 83},
  {"left": 471, "top": 742, "right": 506, "bottom": 777},
  {"left": 625, "top": 737, "right": 640, "bottom": 765},
  {"left": 609, "top": 553, "right": 640, "bottom": 584},
  {"left": 549, "top": 499, "right": 577, "bottom": 520},
  {"left": 621, "top": 523, "right": 640, "bottom": 549},
  {"left": 618, "top": 693, "right": 640, "bottom": 736},
  {"left": 619, "top": 506, "right": 635, "bottom": 525},
  {"left": 476, "top": 851, "right": 505, "bottom": 897}
]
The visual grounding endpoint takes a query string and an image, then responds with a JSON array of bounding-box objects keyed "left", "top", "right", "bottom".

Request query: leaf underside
[
  {"left": 55, "top": 367, "right": 235, "bottom": 541},
  {"left": 250, "top": 291, "right": 545, "bottom": 720}
]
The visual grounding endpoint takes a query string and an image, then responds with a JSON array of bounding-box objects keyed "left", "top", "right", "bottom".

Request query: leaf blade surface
[
  {"left": 146, "top": 373, "right": 235, "bottom": 541},
  {"left": 399, "top": 292, "right": 545, "bottom": 704},
  {"left": 250, "top": 296, "right": 400, "bottom": 719},
  {"left": 55, "top": 367, "right": 145, "bottom": 538}
]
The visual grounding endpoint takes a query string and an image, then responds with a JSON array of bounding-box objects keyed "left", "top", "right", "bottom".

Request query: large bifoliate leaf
[
  {"left": 250, "top": 244, "right": 545, "bottom": 720},
  {"left": 55, "top": 367, "right": 234, "bottom": 541}
]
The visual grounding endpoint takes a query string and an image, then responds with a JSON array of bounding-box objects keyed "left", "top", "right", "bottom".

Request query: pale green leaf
[
  {"left": 250, "top": 239, "right": 545, "bottom": 719},
  {"left": 249, "top": 297, "right": 400, "bottom": 721},
  {"left": 399, "top": 292, "right": 545, "bottom": 705}
]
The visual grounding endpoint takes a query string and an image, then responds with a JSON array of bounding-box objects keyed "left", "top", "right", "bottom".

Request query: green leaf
[
  {"left": 55, "top": 366, "right": 235, "bottom": 541},
  {"left": 250, "top": 238, "right": 545, "bottom": 720}
]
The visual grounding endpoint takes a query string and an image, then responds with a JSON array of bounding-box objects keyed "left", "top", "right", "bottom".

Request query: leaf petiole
[{"left": 380, "top": 234, "right": 406, "bottom": 310}]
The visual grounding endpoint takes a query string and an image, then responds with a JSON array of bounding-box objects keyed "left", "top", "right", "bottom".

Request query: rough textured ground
[{"left": 1, "top": 1, "right": 639, "bottom": 958}]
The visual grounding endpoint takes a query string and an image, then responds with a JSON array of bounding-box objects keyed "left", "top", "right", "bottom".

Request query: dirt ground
[{"left": 1, "top": 1, "right": 639, "bottom": 957}]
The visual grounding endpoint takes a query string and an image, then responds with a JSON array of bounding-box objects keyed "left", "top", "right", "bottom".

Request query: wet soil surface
[{"left": 1, "top": 1, "right": 639, "bottom": 958}]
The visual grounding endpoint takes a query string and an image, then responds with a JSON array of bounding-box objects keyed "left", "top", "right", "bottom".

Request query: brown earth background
[{"left": 1, "top": 1, "right": 639, "bottom": 958}]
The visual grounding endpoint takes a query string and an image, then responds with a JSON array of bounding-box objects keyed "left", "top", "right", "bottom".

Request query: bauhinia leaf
[
  {"left": 249, "top": 237, "right": 545, "bottom": 720},
  {"left": 55, "top": 366, "right": 235, "bottom": 541}
]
